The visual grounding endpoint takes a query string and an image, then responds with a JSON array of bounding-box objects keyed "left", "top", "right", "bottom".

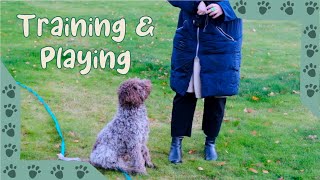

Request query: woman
[{"left": 168, "top": 0, "right": 242, "bottom": 163}]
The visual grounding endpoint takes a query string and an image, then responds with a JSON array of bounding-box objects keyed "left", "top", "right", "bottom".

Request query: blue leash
[
  {"left": 16, "top": 81, "right": 66, "bottom": 156},
  {"left": 17, "top": 82, "right": 132, "bottom": 180}
]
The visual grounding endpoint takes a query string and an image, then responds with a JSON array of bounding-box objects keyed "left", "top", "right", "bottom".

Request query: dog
[{"left": 89, "top": 78, "right": 155, "bottom": 174}]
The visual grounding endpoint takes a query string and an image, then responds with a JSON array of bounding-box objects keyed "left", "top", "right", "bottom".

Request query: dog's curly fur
[{"left": 89, "top": 78, "right": 154, "bottom": 174}]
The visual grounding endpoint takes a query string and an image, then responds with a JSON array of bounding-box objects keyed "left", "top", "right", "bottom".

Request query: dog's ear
[{"left": 141, "top": 79, "right": 152, "bottom": 99}]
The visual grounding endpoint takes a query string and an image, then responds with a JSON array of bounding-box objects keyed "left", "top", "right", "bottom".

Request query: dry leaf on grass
[
  {"left": 216, "top": 161, "right": 226, "bottom": 166},
  {"left": 68, "top": 131, "right": 76, "bottom": 137},
  {"left": 188, "top": 150, "right": 196, "bottom": 154},
  {"left": 248, "top": 168, "right": 258, "bottom": 174},
  {"left": 198, "top": 167, "right": 204, "bottom": 171},
  {"left": 267, "top": 160, "right": 272, "bottom": 163},
  {"left": 307, "top": 135, "right": 318, "bottom": 140},
  {"left": 251, "top": 130, "right": 257, "bottom": 136},
  {"left": 268, "top": 92, "right": 275, "bottom": 96},
  {"left": 252, "top": 96, "right": 260, "bottom": 101},
  {"left": 73, "top": 140, "right": 80, "bottom": 143},
  {"left": 292, "top": 90, "right": 300, "bottom": 94},
  {"left": 244, "top": 108, "right": 254, "bottom": 113},
  {"left": 262, "top": 170, "right": 269, "bottom": 174}
]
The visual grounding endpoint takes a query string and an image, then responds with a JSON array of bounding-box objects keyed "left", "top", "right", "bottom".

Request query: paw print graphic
[
  {"left": 2, "top": 84, "right": 16, "bottom": 98},
  {"left": 233, "top": 0, "right": 247, "bottom": 14},
  {"left": 305, "top": 1, "right": 319, "bottom": 15},
  {"left": 75, "top": 165, "right": 89, "bottom": 179},
  {"left": 280, "top": 1, "right": 295, "bottom": 15},
  {"left": 3, "top": 164, "right": 17, "bottom": 178},
  {"left": 303, "top": 25, "right": 317, "bottom": 39},
  {"left": 305, "top": 84, "right": 319, "bottom": 97},
  {"left": 258, "top": 1, "right": 271, "bottom": 15},
  {"left": 303, "top": 63, "right": 317, "bottom": 77},
  {"left": 4, "top": 104, "right": 17, "bottom": 117},
  {"left": 28, "top": 165, "right": 41, "bottom": 179},
  {"left": 305, "top": 44, "right": 319, "bottom": 58},
  {"left": 51, "top": 165, "right": 64, "bottom": 179},
  {"left": 4, "top": 143, "right": 18, "bottom": 157},
  {"left": 2, "top": 123, "right": 16, "bottom": 137}
]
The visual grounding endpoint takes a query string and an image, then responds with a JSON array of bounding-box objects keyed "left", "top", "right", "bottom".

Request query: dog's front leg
[
  {"left": 128, "top": 145, "right": 147, "bottom": 174},
  {"left": 141, "top": 145, "right": 155, "bottom": 168}
]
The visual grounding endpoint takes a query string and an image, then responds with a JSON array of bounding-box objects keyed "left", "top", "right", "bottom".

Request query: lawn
[{"left": 1, "top": 1, "right": 319, "bottom": 179}]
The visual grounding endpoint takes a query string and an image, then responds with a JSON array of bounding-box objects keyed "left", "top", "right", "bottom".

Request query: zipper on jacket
[
  {"left": 216, "top": 26, "right": 235, "bottom": 41},
  {"left": 196, "top": 27, "right": 200, "bottom": 57}
]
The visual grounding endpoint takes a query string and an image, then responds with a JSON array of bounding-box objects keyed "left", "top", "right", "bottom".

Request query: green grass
[{"left": 1, "top": 1, "right": 319, "bottom": 179}]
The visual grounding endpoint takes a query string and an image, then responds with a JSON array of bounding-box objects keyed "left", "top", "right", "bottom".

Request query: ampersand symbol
[{"left": 136, "top": 16, "right": 154, "bottom": 37}]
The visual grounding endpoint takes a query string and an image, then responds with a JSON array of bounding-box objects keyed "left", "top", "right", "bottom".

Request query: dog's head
[{"left": 118, "top": 78, "right": 152, "bottom": 108}]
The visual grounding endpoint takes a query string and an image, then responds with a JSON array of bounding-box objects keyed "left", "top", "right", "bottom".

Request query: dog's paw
[
  {"left": 129, "top": 168, "right": 147, "bottom": 175},
  {"left": 145, "top": 162, "right": 156, "bottom": 169}
]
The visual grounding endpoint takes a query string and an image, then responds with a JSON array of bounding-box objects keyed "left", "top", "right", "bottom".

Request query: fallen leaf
[
  {"left": 244, "top": 108, "right": 254, "bottom": 113},
  {"left": 252, "top": 96, "right": 260, "bottom": 101},
  {"left": 228, "top": 130, "right": 235, "bottom": 134},
  {"left": 307, "top": 135, "right": 318, "bottom": 140},
  {"left": 283, "top": 113, "right": 288, "bottom": 116},
  {"left": 267, "top": 160, "right": 272, "bottom": 163},
  {"left": 68, "top": 131, "right": 76, "bottom": 137},
  {"left": 278, "top": 177, "right": 284, "bottom": 180},
  {"left": 223, "top": 119, "right": 230, "bottom": 122},
  {"left": 73, "top": 140, "right": 80, "bottom": 143},
  {"left": 268, "top": 109, "right": 273, "bottom": 113},
  {"left": 268, "top": 92, "right": 275, "bottom": 96},
  {"left": 251, "top": 130, "right": 257, "bottom": 136},
  {"left": 248, "top": 168, "right": 258, "bottom": 174},
  {"left": 188, "top": 150, "right": 196, "bottom": 154},
  {"left": 300, "top": 169, "right": 304, "bottom": 173},
  {"left": 54, "top": 144, "right": 60, "bottom": 148},
  {"left": 198, "top": 167, "right": 204, "bottom": 171},
  {"left": 262, "top": 170, "right": 269, "bottom": 174},
  {"left": 275, "top": 140, "right": 280, "bottom": 144},
  {"left": 216, "top": 161, "right": 226, "bottom": 166},
  {"left": 292, "top": 90, "right": 300, "bottom": 94},
  {"left": 262, "top": 87, "right": 269, "bottom": 91}
]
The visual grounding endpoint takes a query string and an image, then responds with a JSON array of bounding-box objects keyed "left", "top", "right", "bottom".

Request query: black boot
[
  {"left": 168, "top": 137, "right": 183, "bottom": 164},
  {"left": 204, "top": 137, "right": 218, "bottom": 161}
]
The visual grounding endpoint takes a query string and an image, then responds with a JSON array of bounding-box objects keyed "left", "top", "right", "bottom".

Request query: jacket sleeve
[
  {"left": 168, "top": 1, "right": 201, "bottom": 14},
  {"left": 215, "top": 1, "right": 237, "bottom": 21}
]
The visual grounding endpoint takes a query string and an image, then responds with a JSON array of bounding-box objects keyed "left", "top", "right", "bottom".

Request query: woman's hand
[
  {"left": 206, "top": 4, "right": 223, "bottom": 19},
  {"left": 197, "top": 1, "right": 207, "bottom": 15}
]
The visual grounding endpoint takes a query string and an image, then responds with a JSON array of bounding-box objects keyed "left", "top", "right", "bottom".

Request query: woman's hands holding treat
[
  {"left": 197, "top": 1, "right": 207, "bottom": 15},
  {"left": 206, "top": 3, "right": 223, "bottom": 19}
]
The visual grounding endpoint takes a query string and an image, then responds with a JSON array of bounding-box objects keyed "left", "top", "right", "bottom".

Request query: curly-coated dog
[{"left": 89, "top": 78, "right": 155, "bottom": 174}]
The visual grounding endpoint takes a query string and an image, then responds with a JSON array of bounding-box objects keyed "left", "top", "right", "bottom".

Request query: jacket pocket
[{"left": 215, "top": 26, "right": 235, "bottom": 42}]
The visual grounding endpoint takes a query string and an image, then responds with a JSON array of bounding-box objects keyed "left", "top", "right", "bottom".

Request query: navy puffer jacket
[{"left": 168, "top": 0, "right": 243, "bottom": 97}]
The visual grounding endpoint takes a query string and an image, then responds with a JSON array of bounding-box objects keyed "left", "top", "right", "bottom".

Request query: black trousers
[{"left": 171, "top": 93, "right": 226, "bottom": 140}]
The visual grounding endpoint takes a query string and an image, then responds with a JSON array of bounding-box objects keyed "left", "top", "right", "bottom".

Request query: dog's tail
[{"left": 57, "top": 153, "right": 82, "bottom": 161}]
